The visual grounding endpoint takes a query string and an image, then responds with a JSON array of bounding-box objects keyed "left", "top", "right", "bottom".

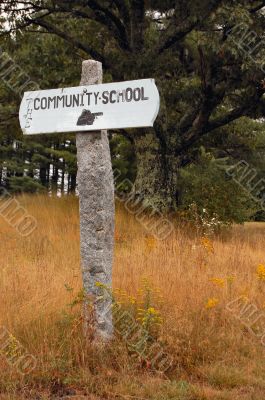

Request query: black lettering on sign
[
  {"left": 133, "top": 88, "right": 141, "bottom": 101},
  {"left": 117, "top": 90, "right": 125, "bottom": 103},
  {"left": 28, "top": 84, "right": 151, "bottom": 114},
  {"left": 41, "top": 97, "right": 47, "bottom": 110},
  {"left": 56, "top": 96, "right": 65, "bottom": 108},
  {"left": 48, "top": 96, "right": 56, "bottom": 109},
  {"left": 85, "top": 92, "right": 92, "bottom": 106},
  {"left": 34, "top": 98, "right": 40, "bottom": 110},
  {"left": 94, "top": 92, "right": 100, "bottom": 105},
  {"left": 102, "top": 91, "right": 109, "bottom": 105},
  {"left": 80, "top": 93, "right": 85, "bottom": 107},
  {"left": 110, "top": 90, "right": 116, "bottom": 104},
  {"left": 73, "top": 94, "right": 80, "bottom": 107},
  {"left": 126, "top": 88, "right": 133, "bottom": 102},
  {"left": 65, "top": 95, "right": 72, "bottom": 107},
  {"left": 141, "top": 87, "right": 149, "bottom": 101}
]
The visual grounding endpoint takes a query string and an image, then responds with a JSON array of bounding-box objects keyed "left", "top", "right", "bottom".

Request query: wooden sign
[{"left": 19, "top": 79, "right": 160, "bottom": 135}]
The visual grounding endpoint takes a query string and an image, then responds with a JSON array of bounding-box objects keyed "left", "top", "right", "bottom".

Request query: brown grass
[{"left": 0, "top": 194, "right": 265, "bottom": 399}]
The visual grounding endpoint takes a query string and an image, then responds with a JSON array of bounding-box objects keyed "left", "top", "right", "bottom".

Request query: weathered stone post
[{"left": 76, "top": 60, "right": 115, "bottom": 340}]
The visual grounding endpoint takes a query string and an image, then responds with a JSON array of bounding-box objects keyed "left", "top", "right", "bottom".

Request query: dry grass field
[{"left": 0, "top": 195, "right": 265, "bottom": 399}]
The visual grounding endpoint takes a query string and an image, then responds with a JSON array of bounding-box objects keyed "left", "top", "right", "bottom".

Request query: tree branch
[
  {"left": 112, "top": 0, "right": 130, "bottom": 25},
  {"left": 158, "top": 0, "right": 223, "bottom": 54},
  {"left": 26, "top": 16, "right": 110, "bottom": 68},
  {"left": 176, "top": 88, "right": 265, "bottom": 155},
  {"left": 0, "top": 112, "right": 18, "bottom": 125},
  {"left": 1, "top": 0, "right": 130, "bottom": 51},
  {"left": 158, "top": 20, "right": 198, "bottom": 54},
  {"left": 53, "top": 5, "right": 130, "bottom": 51},
  {"left": 85, "top": 0, "right": 130, "bottom": 50},
  {"left": 249, "top": 1, "right": 265, "bottom": 13}
]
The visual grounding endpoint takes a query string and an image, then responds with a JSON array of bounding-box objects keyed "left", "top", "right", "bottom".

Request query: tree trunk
[
  {"left": 69, "top": 173, "right": 76, "bottom": 193},
  {"left": 133, "top": 131, "right": 180, "bottom": 212},
  {"left": 131, "top": 1, "right": 145, "bottom": 52},
  {"left": 39, "top": 165, "right": 47, "bottom": 186},
  {"left": 27, "top": 150, "right": 34, "bottom": 178},
  {"left": 60, "top": 164, "right": 65, "bottom": 195}
]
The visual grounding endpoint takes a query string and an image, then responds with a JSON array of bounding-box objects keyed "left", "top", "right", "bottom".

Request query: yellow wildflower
[
  {"left": 241, "top": 295, "right": 249, "bottom": 303},
  {"left": 201, "top": 237, "right": 214, "bottom": 253},
  {"left": 256, "top": 264, "right": 265, "bottom": 281},
  {"left": 129, "top": 296, "right": 136, "bottom": 304},
  {"left": 147, "top": 307, "right": 158, "bottom": 315},
  {"left": 205, "top": 298, "right": 219, "bottom": 309},
  {"left": 227, "top": 276, "right": 235, "bottom": 284},
  {"left": 145, "top": 236, "right": 157, "bottom": 251},
  {"left": 209, "top": 277, "right": 225, "bottom": 288},
  {"left": 239, "top": 288, "right": 249, "bottom": 303}
]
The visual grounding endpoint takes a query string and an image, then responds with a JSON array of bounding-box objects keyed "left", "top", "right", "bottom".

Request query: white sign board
[{"left": 19, "top": 79, "right": 160, "bottom": 135}]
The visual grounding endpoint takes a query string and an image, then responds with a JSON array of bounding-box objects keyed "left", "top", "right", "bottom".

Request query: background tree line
[{"left": 0, "top": 0, "right": 265, "bottom": 223}]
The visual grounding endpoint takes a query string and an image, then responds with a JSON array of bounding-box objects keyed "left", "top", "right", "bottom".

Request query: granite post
[{"left": 76, "top": 60, "right": 115, "bottom": 340}]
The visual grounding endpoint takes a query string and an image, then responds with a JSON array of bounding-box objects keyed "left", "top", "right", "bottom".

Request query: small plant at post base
[{"left": 113, "top": 277, "right": 168, "bottom": 371}]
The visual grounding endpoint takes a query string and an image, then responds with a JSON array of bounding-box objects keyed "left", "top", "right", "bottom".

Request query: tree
[
  {"left": 179, "top": 147, "right": 258, "bottom": 225},
  {"left": 1, "top": 0, "right": 265, "bottom": 214},
  {"left": 0, "top": 26, "right": 80, "bottom": 193}
]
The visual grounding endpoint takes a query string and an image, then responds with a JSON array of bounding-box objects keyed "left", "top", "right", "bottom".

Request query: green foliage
[
  {"left": 179, "top": 149, "right": 258, "bottom": 225},
  {"left": 110, "top": 134, "right": 136, "bottom": 192},
  {"left": 0, "top": 27, "right": 80, "bottom": 194},
  {"left": 8, "top": 176, "right": 46, "bottom": 193}
]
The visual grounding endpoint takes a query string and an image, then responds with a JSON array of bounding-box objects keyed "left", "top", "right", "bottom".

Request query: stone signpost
[
  {"left": 19, "top": 60, "right": 160, "bottom": 340},
  {"left": 77, "top": 60, "right": 114, "bottom": 340}
]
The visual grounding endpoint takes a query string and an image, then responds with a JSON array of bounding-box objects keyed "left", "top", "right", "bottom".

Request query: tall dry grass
[{"left": 0, "top": 194, "right": 265, "bottom": 399}]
